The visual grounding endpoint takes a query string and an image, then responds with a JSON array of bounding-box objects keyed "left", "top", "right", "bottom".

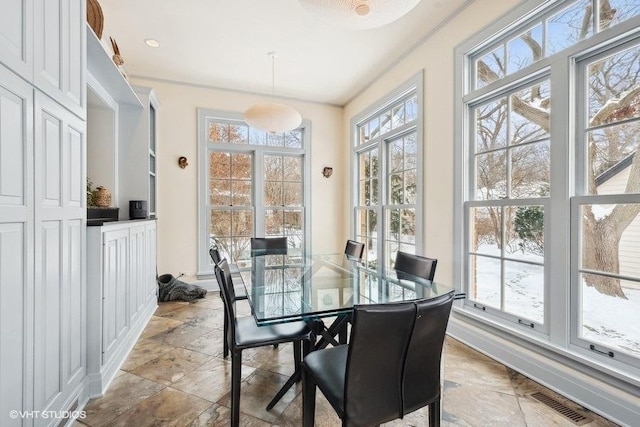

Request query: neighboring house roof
[{"left": 595, "top": 152, "right": 635, "bottom": 187}]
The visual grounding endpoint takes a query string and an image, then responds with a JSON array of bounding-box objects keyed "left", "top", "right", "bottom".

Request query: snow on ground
[
  {"left": 582, "top": 285, "right": 640, "bottom": 356},
  {"left": 474, "top": 251, "right": 640, "bottom": 357}
]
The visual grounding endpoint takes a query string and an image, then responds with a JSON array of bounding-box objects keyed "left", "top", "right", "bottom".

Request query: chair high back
[
  {"left": 344, "top": 239, "right": 365, "bottom": 260},
  {"left": 214, "top": 259, "right": 237, "bottom": 348},
  {"left": 343, "top": 302, "right": 415, "bottom": 425},
  {"left": 394, "top": 251, "right": 438, "bottom": 281},
  {"left": 250, "top": 237, "right": 288, "bottom": 253},
  {"left": 403, "top": 293, "right": 454, "bottom": 417},
  {"left": 209, "top": 245, "right": 222, "bottom": 264}
]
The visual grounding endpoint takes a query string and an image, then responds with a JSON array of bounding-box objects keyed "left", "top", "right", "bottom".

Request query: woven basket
[
  {"left": 87, "top": 0, "right": 104, "bottom": 39},
  {"left": 94, "top": 186, "right": 111, "bottom": 207}
]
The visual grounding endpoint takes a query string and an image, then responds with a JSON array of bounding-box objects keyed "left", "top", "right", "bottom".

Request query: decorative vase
[
  {"left": 87, "top": 0, "right": 104, "bottom": 39},
  {"left": 94, "top": 186, "right": 111, "bottom": 207}
]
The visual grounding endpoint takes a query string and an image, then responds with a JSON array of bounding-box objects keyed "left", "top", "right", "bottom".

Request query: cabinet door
[
  {"left": 33, "top": 0, "right": 85, "bottom": 117},
  {"left": 0, "top": 0, "right": 33, "bottom": 81},
  {"left": 102, "top": 228, "right": 129, "bottom": 364},
  {"left": 33, "top": 91, "right": 86, "bottom": 416},
  {"left": 129, "top": 224, "right": 147, "bottom": 321},
  {"left": 146, "top": 222, "right": 157, "bottom": 299},
  {"left": 0, "top": 65, "right": 33, "bottom": 427}
]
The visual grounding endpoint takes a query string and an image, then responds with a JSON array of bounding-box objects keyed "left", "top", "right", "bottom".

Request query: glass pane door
[
  {"left": 264, "top": 154, "right": 304, "bottom": 251},
  {"left": 208, "top": 151, "right": 253, "bottom": 263}
]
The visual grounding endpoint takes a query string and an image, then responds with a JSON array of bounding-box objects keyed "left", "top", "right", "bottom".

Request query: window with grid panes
[
  {"left": 456, "top": 0, "right": 640, "bottom": 370},
  {"left": 353, "top": 75, "right": 422, "bottom": 272},
  {"left": 198, "top": 110, "right": 310, "bottom": 275}
]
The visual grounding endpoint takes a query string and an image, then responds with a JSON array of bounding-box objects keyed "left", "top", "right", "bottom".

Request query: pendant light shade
[
  {"left": 244, "top": 103, "right": 302, "bottom": 134},
  {"left": 244, "top": 52, "right": 302, "bottom": 133},
  {"left": 298, "top": 0, "right": 421, "bottom": 30}
]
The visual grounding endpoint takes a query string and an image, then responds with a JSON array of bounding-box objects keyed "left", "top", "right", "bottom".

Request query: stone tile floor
[{"left": 79, "top": 293, "right": 619, "bottom": 426}]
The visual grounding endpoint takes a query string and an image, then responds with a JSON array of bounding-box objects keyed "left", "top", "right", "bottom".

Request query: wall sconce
[
  {"left": 322, "top": 166, "right": 333, "bottom": 178},
  {"left": 178, "top": 156, "right": 189, "bottom": 169}
]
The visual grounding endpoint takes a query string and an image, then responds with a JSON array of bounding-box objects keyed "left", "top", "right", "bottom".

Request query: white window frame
[
  {"left": 196, "top": 108, "right": 311, "bottom": 277},
  {"left": 571, "top": 37, "right": 640, "bottom": 369},
  {"left": 454, "top": 0, "right": 640, "bottom": 418},
  {"left": 350, "top": 72, "right": 424, "bottom": 272}
]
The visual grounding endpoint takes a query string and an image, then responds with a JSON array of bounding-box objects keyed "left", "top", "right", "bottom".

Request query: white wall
[
  {"left": 128, "top": 77, "right": 346, "bottom": 277},
  {"left": 344, "top": 0, "right": 519, "bottom": 285}
]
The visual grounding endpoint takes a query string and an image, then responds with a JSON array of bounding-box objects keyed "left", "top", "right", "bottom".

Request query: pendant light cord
[
  {"left": 269, "top": 51, "right": 276, "bottom": 103},
  {"left": 272, "top": 53, "right": 275, "bottom": 99}
]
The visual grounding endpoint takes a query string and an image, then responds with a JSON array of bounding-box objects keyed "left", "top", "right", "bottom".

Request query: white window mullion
[
  {"left": 253, "top": 150, "right": 265, "bottom": 236},
  {"left": 547, "top": 56, "right": 572, "bottom": 345}
]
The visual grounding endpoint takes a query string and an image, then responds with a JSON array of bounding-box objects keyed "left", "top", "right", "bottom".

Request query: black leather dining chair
[
  {"left": 214, "top": 259, "right": 313, "bottom": 426},
  {"left": 394, "top": 250, "right": 438, "bottom": 281},
  {"left": 250, "top": 236, "right": 288, "bottom": 252},
  {"left": 344, "top": 239, "right": 365, "bottom": 260},
  {"left": 302, "top": 293, "right": 454, "bottom": 427},
  {"left": 210, "top": 245, "right": 247, "bottom": 358}
]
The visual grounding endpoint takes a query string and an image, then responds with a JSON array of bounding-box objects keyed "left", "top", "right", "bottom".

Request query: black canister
[{"left": 129, "top": 200, "right": 148, "bottom": 219}]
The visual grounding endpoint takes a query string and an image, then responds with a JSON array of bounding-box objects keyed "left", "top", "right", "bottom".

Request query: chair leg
[
  {"left": 231, "top": 350, "right": 242, "bottom": 427},
  {"left": 293, "top": 340, "right": 302, "bottom": 380},
  {"left": 302, "top": 368, "right": 316, "bottom": 427},
  {"left": 428, "top": 399, "right": 440, "bottom": 427},
  {"left": 338, "top": 324, "right": 348, "bottom": 344},
  {"left": 223, "top": 307, "right": 229, "bottom": 358},
  {"left": 303, "top": 337, "right": 312, "bottom": 357}
]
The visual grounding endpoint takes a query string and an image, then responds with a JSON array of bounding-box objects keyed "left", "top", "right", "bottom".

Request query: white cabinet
[
  {"left": 84, "top": 16, "right": 159, "bottom": 398},
  {"left": 0, "top": 63, "right": 34, "bottom": 427},
  {"left": 33, "top": 0, "right": 85, "bottom": 117},
  {"left": 0, "top": 0, "right": 85, "bottom": 117},
  {"left": 0, "top": 0, "right": 86, "bottom": 425},
  {"left": 86, "top": 220, "right": 157, "bottom": 396},
  {"left": 101, "top": 227, "right": 129, "bottom": 364},
  {"left": 0, "top": 0, "right": 33, "bottom": 80},
  {"left": 32, "top": 91, "right": 86, "bottom": 422}
]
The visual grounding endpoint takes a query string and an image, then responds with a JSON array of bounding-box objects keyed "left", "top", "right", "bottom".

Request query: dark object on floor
[{"left": 157, "top": 274, "right": 206, "bottom": 302}]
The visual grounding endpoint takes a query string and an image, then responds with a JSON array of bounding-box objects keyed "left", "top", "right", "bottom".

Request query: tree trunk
[{"left": 581, "top": 208, "right": 628, "bottom": 299}]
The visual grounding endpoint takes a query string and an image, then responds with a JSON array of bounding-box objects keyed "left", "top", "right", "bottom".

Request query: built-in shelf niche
[
  {"left": 87, "top": 23, "right": 148, "bottom": 217},
  {"left": 87, "top": 88, "right": 117, "bottom": 203}
]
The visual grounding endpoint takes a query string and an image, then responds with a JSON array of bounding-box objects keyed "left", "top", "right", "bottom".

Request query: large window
[
  {"left": 457, "top": 0, "right": 640, "bottom": 372},
  {"left": 197, "top": 110, "right": 310, "bottom": 276},
  {"left": 468, "top": 78, "right": 550, "bottom": 327},
  {"left": 574, "top": 41, "right": 640, "bottom": 363},
  {"left": 352, "top": 74, "right": 423, "bottom": 271}
]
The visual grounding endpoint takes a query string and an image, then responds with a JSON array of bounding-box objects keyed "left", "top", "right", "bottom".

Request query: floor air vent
[{"left": 529, "top": 391, "right": 592, "bottom": 425}]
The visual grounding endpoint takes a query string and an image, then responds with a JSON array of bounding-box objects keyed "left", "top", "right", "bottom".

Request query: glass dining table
[
  {"left": 233, "top": 248, "right": 457, "bottom": 409},
  {"left": 234, "top": 249, "right": 455, "bottom": 327}
]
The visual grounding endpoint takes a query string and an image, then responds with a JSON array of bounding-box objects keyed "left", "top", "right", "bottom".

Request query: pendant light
[
  {"left": 244, "top": 52, "right": 302, "bottom": 133},
  {"left": 298, "top": 0, "right": 421, "bottom": 30}
]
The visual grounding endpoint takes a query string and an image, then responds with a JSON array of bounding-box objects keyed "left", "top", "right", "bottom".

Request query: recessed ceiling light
[{"left": 144, "top": 39, "right": 160, "bottom": 48}]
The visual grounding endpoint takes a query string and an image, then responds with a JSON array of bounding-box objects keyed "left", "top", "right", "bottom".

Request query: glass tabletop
[{"left": 234, "top": 250, "right": 455, "bottom": 326}]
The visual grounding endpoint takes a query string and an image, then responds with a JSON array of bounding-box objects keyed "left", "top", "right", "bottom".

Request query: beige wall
[
  {"left": 343, "top": 0, "right": 519, "bottom": 284},
  {"left": 129, "top": 77, "right": 346, "bottom": 277}
]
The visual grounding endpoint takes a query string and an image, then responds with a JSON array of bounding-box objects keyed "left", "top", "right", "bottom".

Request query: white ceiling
[{"left": 97, "top": 0, "right": 471, "bottom": 106}]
